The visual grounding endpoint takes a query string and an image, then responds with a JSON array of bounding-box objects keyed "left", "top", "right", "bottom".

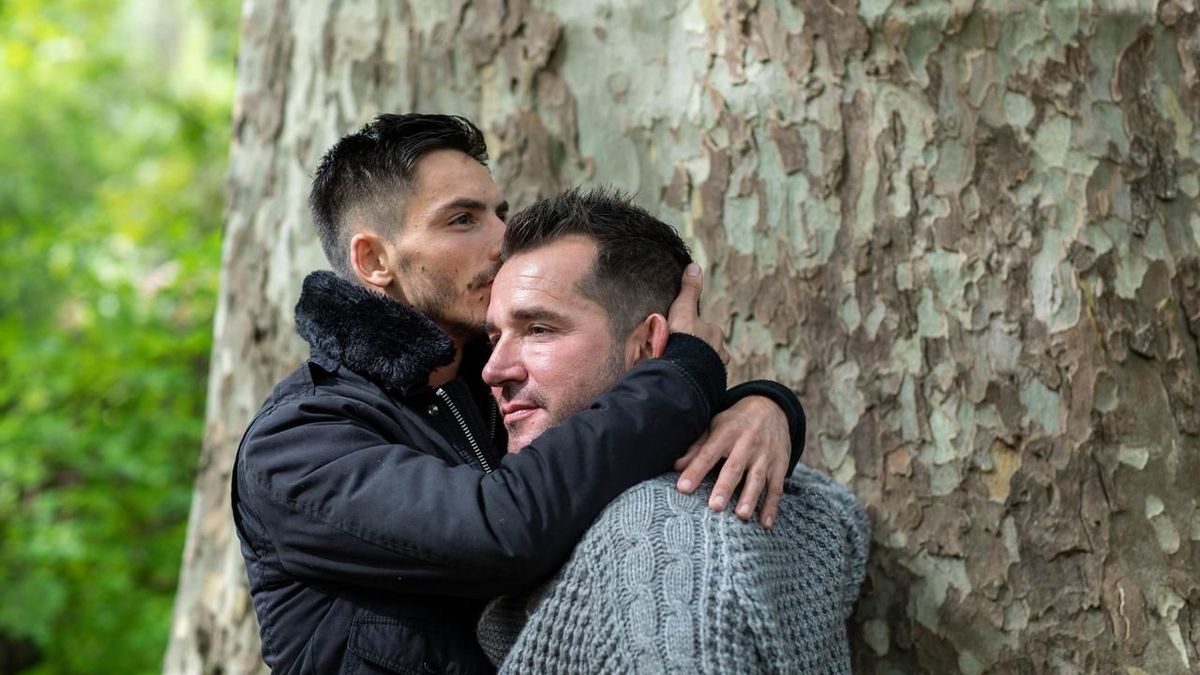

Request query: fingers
[
  {"left": 673, "top": 432, "right": 706, "bottom": 474},
  {"left": 733, "top": 461, "right": 769, "bottom": 521},
  {"left": 708, "top": 439, "right": 751, "bottom": 513},
  {"left": 759, "top": 471, "right": 784, "bottom": 529},
  {"left": 694, "top": 395, "right": 792, "bottom": 525},
  {"left": 667, "top": 264, "right": 703, "bottom": 334},
  {"left": 673, "top": 443, "right": 700, "bottom": 473},
  {"left": 675, "top": 432, "right": 719, "bottom": 493},
  {"left": 665, "top": 264, "right": 728, "bottom": 360},
  {"left": 682, "top": 395, "right": 792, "bottom": 524}
]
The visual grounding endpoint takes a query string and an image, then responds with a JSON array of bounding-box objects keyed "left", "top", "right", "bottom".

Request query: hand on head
[{"left": 666, "top": 264, "right": 729, "bottom": 364}]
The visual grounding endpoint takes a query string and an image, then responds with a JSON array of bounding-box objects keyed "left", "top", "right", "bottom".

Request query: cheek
[
  {"left": 456, "top": 235, "right": 490, "bottom": 263},
  {"left": 522, "top": 347, "right": 557, "bottom": 384},
  {"left": 528, "top": 343, "right": 595, "bottom": 393},
  {"left": 475, "top": 225, "right": 503, "bottom": 249}
]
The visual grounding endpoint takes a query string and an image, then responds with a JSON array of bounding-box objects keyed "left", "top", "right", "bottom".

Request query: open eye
[
  {"left": 528, "top": 324, "right": 552, "bottom": 337},
  {"left": 451, "top": 212, "right": 474, "bottom": 227}
]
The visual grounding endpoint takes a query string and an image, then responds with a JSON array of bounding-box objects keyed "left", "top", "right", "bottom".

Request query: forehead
[
  {"left": 406, "top": 149, "right": 500, "bottom": 207},
  {"left": 490, "top": 236, "right": 603, "bottom": 317}
]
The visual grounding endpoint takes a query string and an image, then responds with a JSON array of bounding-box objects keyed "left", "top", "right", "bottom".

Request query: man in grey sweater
[{"left": 477, "top": 187, "right": 871, "bottom": 673}]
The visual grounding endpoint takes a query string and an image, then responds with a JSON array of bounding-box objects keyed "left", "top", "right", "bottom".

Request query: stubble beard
[{"left": 401, "top": 262, "right": 499, "bottom": 340}]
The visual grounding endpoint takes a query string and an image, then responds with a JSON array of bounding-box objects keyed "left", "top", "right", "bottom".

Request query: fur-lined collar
[{"left": 294, "top": 271, "right": 455, "bottom": 394}]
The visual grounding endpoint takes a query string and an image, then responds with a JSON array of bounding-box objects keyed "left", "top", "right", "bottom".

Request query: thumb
[{"left": 669, "top": 264, "right": 703, "bottom": 322}]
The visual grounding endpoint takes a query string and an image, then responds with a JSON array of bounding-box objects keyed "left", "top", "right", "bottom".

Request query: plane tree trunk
[{"left": 165, "top": 1, "right": 1200, "bottom": 673}]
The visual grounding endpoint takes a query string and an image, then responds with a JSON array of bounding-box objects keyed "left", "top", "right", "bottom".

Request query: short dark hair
[
  {"left": 502, "top": 187, "right": 693, "bottom": 338},
  {"left": 308, "top": 113, "right": 489, "bottom": 277}
]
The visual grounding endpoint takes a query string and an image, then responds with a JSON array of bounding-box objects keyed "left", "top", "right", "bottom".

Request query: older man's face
[{"left": 482, "top": 235, "right": 630, "bottom": 452}]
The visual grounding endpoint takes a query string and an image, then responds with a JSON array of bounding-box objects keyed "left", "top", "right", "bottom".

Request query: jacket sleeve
[
  {"left": 721, "top": 380, "right": 806, "bottom": 476},
  {"left": 234, "top": 334, "right": 724, "bottom": 598}
]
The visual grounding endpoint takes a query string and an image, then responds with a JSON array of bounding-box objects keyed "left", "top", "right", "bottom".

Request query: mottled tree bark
[{"left": 165, "top": 1, "right": 1200, "bottom": 673}]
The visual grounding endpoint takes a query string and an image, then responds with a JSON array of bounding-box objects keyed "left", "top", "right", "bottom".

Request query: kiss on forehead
[{"left": 232, "top": 114, "right": 826, "bottom": 675}]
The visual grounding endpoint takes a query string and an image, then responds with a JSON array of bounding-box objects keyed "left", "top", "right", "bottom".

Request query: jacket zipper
[
  {"left": 487, "top": 398, "right": 498, "bottom": 444},
  {"left": 434, "top": 387, "right": 493, "bottom": 473}
]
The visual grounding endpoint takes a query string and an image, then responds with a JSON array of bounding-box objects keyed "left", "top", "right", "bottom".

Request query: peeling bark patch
[{"left": 767, "top": 116, "right": 807, "bottom": 175}]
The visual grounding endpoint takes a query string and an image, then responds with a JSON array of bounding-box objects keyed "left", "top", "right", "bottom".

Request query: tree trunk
[{"left": 165, "top": 1, "right": 1200, "bottom": 673}]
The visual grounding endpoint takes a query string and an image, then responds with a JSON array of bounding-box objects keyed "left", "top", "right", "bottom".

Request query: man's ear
[
  {"left": 349, "top": 232, "right": 396, "bottom": 292},
  {"left": 625, "top": 313, "right": 671, "bottom": 366}
]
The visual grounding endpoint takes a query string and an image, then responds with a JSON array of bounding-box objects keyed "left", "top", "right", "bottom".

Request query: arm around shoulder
[{"left": 234, "top": 337, "right": 725, "bottom": 598}]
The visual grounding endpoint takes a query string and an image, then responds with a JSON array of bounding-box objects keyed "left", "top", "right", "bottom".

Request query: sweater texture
[{"left": 477, "top": 464, "right": 871, "bottom": 674}]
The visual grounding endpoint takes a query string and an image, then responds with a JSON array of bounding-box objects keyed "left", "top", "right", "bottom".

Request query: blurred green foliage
[{"left": 0, "top": 0, "right": 238, "bottom": 671}]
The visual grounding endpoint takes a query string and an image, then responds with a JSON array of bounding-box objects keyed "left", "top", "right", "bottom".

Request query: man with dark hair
[
  {"left": 499, "top": 186, "right": 694, "bottom": 340},
  {"left": 487, "top": 186, "right": 734, "bottom": 455},
  {"left": 477, "top": 188, "right": 870, "bottom": 673},
  {"left": 232, "top": 114, "right": 806, "bottom": 673},
  {"left": 309, "top": 114, "right": 490, "bottom": 281}
]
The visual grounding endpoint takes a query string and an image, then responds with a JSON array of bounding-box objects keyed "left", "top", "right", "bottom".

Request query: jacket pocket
[{"left": 344, "top": 611, "right": 492, "bottom": 675}]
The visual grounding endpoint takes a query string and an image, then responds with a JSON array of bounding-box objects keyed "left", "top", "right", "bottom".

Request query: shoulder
[
  {"left": 729, "top": 466, "right": 871, "bottom": 604},
  {"left": 543, "top": 474, "right": 715, "bottom": 576},
  {"left": 252, "top": 359, "right": 404, "bottom": 428},
  {"left": 587, "top": 473, "right": 709, "bottom": 532},
  {"left": 781, "top": 465, "right": 870, "bottom": 537},
  {"left": 237, "top": 362, "right": 418, "bottom": 476}
]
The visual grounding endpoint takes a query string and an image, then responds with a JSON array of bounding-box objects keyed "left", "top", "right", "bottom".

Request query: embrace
[{"left": 231, "top": 113, "right": 869, "bottom": 674}]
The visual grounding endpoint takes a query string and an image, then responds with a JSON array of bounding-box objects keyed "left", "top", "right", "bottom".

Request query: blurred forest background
[{"left": 0, "top": 0, "right": 237, "bottom": 672}]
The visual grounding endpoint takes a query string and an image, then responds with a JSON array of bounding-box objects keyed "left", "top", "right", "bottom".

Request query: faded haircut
[
  {"left": 502, "top": 187, "right": 693, "bottom": 339},
  {"left": 308, "top": 113, "right": 489, "bottom": 278}
]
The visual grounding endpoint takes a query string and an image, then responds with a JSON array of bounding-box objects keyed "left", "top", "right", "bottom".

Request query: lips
[
  {"left": 500, "top": 402, "right": 539, "bottom": 425},
  {"left": 470, "top": 264, "right": 501, "bottom": 290}
]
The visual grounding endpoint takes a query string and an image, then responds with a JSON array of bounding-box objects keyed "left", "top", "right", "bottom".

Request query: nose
[
  {"left": 482, "top": 335, "right": 525, "bottom": 389},
  {"left": 485, "top": 213, "right": 505, "bottom": 261}
]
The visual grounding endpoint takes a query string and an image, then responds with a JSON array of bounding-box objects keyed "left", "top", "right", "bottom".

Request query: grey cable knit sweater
[{"left": 476, "top": 464, "right": 871, "bottom": 674}]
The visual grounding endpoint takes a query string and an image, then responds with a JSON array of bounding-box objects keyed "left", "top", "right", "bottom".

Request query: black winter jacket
[{"left": 232, "top": 271, "right": 802, "bottom": 674}]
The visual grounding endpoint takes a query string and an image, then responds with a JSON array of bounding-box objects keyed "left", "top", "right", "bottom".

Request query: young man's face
[
  {"left": 385, "top": 149, "right": 508, "bottom": 336},
  {"left": 482, "top": 235, "right": 632, "bottom": 452}
]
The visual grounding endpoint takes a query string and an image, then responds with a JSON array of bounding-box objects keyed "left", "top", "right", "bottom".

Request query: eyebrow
[
  {"left": 434, "top": 197, "right": 509, "bottom": 215},
  {"left": 513, "top": 307, "right": 565, "bottom": 322},
  {"left": 485, "top": 306, "right": 568, "bottom": 335}
]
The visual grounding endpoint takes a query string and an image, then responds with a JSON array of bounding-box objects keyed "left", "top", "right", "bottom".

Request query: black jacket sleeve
[
  {"left": 235, "top": 334, "right": 724, "bottom": 598},
  {"left": 721, "top": 380, "right": 806, "bottom": 476}
]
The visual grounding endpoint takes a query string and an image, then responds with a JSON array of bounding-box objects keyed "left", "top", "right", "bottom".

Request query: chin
[
  {"left": 505, "top": 424, "right": 548, "bottom": 454},
  {"left": 506, "top": 432, "right": 533, "bottom": 454}
]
